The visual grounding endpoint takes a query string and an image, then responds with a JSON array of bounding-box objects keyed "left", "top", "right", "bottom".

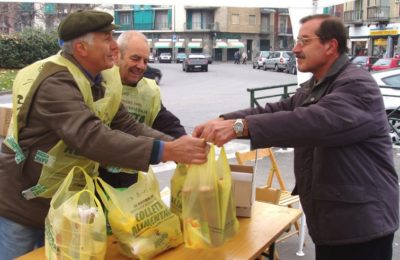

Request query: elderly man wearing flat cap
[{"left": 0, "top": 9, "right": 207, "bottom": 259}]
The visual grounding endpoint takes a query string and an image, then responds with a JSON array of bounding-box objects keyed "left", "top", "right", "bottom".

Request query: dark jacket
[
  {"left": 0, "top": 53, "right": 172, "bottom": 229},
  {"left": 223, "top": 54, "right": 399, "bottom": 245}
]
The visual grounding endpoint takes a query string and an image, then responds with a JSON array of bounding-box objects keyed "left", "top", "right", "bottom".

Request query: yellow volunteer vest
[
  {"left": 4, "top": 53, "right": 122, "bottom": 199},
  {"left": 121, "top": 77, "right": 161, "bottom": 126},
  {"left": 105, "top": 77, "right": 161, "bottom": 174}
]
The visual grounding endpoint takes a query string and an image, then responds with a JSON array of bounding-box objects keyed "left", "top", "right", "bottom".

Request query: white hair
[
  {"left": 61, "top": 32, "right": 94, "bottom": 54},
  {"left": 116, "top": 31, "right": 148, "bottom": 58}
]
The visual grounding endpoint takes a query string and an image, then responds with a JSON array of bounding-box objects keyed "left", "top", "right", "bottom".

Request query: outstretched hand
[
  {"left": 192, "top": 118, "right": 237, "bottom": 147},
  {"left": 162, "top": 135, "right": 209, "bottom": 164}
]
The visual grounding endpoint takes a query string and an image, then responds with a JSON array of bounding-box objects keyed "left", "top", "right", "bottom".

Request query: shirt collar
[{"left": 61, "top": 52, "right": 103, "bottom": 86}]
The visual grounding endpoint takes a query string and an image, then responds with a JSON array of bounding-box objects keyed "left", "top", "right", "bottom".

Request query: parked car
[
  {"left": 159, "top": 52, "right": 172, "bottom": 63},
  {"left": 148, "top": 53, "right": 155, "bottom": 63},
  {"left": 143, "top": 65, "right": 162, "bottom": 84},
  {"left": 371, "top": 58, "right": 400, "bottom": 71},
  {"left": 351, "top": 55, "right": 379, "bottom": 71},
  {"left": 202, "top": 53, "right": 213, "bottom": 64},
  {"left": 284, "top": 56, "right": 297, "bottom": 75},
  {"left": 176, "top": 53, "right": 187, "bottom": 63},
  {"left": 263, "top": 51, "right": 293, "bottom": 72},
  {"left": 182, "top": 54, "right": 208, "bottom": 72},
  {"left": 371, "top": 68, "right": 400, "bottom": 144},
  {"left": 252, "top": 51, "right": 270, "bottom": 69}
]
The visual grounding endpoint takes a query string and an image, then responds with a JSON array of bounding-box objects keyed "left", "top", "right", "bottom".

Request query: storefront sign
[{"left": 370, "top": 30, "right": 398, "bottom": 36}]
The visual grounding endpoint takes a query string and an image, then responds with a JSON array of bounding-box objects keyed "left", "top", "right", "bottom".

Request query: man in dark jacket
[
  {"left": 99, "top": 30, "right": 186, "bottom": 187},
  {"left": 194, "top": 14, "right": 399, "bottom": 260},
  {"left": 0, "top": 10, "right": 207, "bottom": 259}
]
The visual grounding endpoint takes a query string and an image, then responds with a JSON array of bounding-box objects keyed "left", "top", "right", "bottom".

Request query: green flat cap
[{"left": 58, "top": 10, "right": 119, "bottom": 41}]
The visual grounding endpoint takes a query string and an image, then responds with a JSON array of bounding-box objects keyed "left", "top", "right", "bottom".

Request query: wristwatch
[{"left": 233, "top": 119, "right": 245, "bottom": 137}]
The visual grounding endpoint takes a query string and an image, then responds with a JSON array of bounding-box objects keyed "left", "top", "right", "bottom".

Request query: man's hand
[
  {"left": 192, "top": 118, "right": 237, "bottom": 147},
  {"left": 162, "top": 135, "right": 209, "bottom": 164}
]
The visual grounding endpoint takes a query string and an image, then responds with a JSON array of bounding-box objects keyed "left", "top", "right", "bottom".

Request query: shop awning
[
  {"left": 215, "top": 41, "right": 228, "bottom": 48},
  {"left": 188, "top": 42, "right": 202, "bottom": 48},
  {"left": 154, "top": 42, "right": 172, "bottom": 48},
  {"left": 228, "top": 41, "right": 245, "bottom": 48},
  {"left": 175, "top": 42, "right": 185, "bottom": 48}
]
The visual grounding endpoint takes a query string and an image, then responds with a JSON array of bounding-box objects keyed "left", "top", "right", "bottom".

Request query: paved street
[{"left": 1, "top": 62, "right": 399, "bottom": 259}]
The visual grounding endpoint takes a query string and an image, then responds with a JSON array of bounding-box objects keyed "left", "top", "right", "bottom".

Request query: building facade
[
  {"left": 344, "top": 0, "right": 400, "bottom": 58},
  {"left": 113, "top": 5, "right": 294, "bottom": 62}
]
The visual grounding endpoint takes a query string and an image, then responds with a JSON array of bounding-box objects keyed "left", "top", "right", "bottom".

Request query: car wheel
[
  {"left": 253, "top": 64, "right": 256, "bottom": 69},
  {"left": 388, "top": 111, "right": 400, "bottom": 144},
  {"left": 263, "top": 63, "right": 267, "bottom": 71},
  {"left": 204, "top": 66, "right": 208, "bottom": 72},
  {"left": 182, "top": 66, "right": 185, "bottom": 71},
  {"left": 274, "top": 64, "right": 279, "bottom": 72}
]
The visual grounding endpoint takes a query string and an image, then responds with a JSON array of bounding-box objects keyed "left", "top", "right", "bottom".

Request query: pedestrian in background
[
  {"left": 241, "top": 51, "right": 247, "bottom": 64},
  {"left": 194, "top": 14, "right": 399, "bottom": 260},
  {"left": 234, "top": 50, "right": 240, "bottom": 64}
]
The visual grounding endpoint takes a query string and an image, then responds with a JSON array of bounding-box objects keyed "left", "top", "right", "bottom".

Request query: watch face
[{"left": 234, "top": 120, "right": 244, "bottom": 135}]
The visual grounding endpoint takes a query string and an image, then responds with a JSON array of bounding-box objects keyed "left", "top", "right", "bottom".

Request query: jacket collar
[{"left": 300, "top": 54, "right": 349, "bottom": 106}]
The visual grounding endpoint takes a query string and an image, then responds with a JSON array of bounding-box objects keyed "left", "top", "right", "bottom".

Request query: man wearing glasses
[{"left": 193, "top": 14, "right": 399, "bottom": 260}]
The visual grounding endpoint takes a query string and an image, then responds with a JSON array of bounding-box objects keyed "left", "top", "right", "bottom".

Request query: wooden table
[{"left": 17, "top": 201, "right": 302, "bottom": 260}]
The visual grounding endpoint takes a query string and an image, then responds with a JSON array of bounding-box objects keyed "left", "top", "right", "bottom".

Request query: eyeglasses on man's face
[{"left": 295, "top": 36, "right": 320, "bottom": 46}]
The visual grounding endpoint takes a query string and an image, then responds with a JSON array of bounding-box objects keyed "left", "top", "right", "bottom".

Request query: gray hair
[
  {"left": 117, "top": 31, "right": 149, "bottom": 58},
  {"left": 61, "top": 32, "right": 94, "bottom": 55}
]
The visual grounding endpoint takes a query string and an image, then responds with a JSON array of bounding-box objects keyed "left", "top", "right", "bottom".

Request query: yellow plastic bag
[
  {"left": 45, "top": 166, "right": 107, "bottom": 260},
  {"left": 95, "top": 168, "right": 183, "bottom": 260},
  {"left": 182, "top": 145, "right": 239, "bottom": 249},
  {"left": 170, "top": 163, "right": 188, "bottom": 219}
]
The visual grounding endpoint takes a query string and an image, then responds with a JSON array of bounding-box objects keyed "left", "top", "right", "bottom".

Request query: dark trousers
[{"left": 316, "top": 234, "right": 394, "bottom": 260}]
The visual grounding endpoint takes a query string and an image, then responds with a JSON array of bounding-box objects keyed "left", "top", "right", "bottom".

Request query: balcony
[
  {"left": 260, "top": 25, "right": 273, "bottom": 34},
  {"left": 278, "top": 27, "right": 293, "bottom": 36},
  {"left": 184, "top": 22, "right": 219, "bottom": 31},
  {"left": 367, "top": 6, "right": 390, "bottom": 23},
  {"left": 344, "top": 10, "right": 363, "bottom": 25},
  {"left": 154, "top": 22, "right": 171, "bottom": 30}
]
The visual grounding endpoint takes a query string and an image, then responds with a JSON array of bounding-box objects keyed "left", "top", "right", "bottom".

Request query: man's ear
[
  {"left": 74, "top": 41, "right": 88, "bottom": 57},
  {"left": 327, "top": 39, "right": 339, "bottom": 55}
]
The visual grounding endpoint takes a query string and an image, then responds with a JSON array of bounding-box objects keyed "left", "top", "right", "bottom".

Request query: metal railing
[{"left": 247, "top": 83, "right": 298, "bottom": 108}]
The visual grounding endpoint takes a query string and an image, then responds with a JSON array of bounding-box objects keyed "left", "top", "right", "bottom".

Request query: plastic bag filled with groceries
[
  {"left": 45, "top": 166, "right": 107, "bottom": 260},
  {"left": 182, "top": 145, "right": 239, "bottom": 249},
  {"left": 170, "top": 163, "right": 188, "bottom": 220},
  {"left": 95, "top": 168, "right": 183, "bottom": 259}
]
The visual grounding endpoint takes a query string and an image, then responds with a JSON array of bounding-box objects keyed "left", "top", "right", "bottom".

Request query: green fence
[{"left": 247, "top": 83, "right": 298, "bottom": 108}]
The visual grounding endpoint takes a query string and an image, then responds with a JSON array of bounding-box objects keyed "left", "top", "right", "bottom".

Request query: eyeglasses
[{"left": 295, "top": 36, "right": 320, "bottom": 47}]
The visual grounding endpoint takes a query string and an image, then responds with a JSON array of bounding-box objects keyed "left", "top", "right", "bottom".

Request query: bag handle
[{"left": 50, "top": 166, "right": 94, "bottom": 207}]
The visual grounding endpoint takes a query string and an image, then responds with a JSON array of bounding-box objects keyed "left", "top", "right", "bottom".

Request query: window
[
  {"left": 249, "top": 15, "right": 256, "bottom": 25},
  {"left": 120, "top": 12, "right": 131, "bottom": 25},
  {"left": 232, "top": 14, "right": 239, "bottom": 25}
]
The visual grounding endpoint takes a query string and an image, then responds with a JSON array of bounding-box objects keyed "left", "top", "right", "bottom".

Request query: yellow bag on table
[
  {"left": 95, "top": 168, "right": 183, "bottom": 260},
  {"left": 45, "top": 166, "right": 107, "bottom": 260},
  {"left": 182, "top": 145, "right": 239, "bottom": 249}
]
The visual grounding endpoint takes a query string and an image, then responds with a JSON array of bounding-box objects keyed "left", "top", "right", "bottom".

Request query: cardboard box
[
  {"left": 230, "top": 164, "right": 255, "bottom": 218},
  {"left": 0, "top": 103, "right": 12, "bottom": 137}
]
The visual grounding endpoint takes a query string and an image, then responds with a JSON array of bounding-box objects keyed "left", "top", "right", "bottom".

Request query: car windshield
[
  {"left": 160, "top": 53, "right": 170, "bottom": 56},
  {"left": 283, "top": 52, "right": 293, "bottom": 58},
  {"left": 188, "top": 54, "right": 205, "bottom": 58},
  {"left": 374, "top": 59, "right": 391, "bottom": 66},
  {"left": 177, "top": 53, "right": 186, "bottom": 57}
]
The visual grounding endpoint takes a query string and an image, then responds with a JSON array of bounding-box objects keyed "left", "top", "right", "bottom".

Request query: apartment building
[
  {"left": 114, "top": 5, "right": 294, "bottom": 62},
  {"left": 0, "top": 3, "right": 294, "bottom": 62},
  {"left": 344, "top": 0, "right": 400, "bottom": 58}
]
